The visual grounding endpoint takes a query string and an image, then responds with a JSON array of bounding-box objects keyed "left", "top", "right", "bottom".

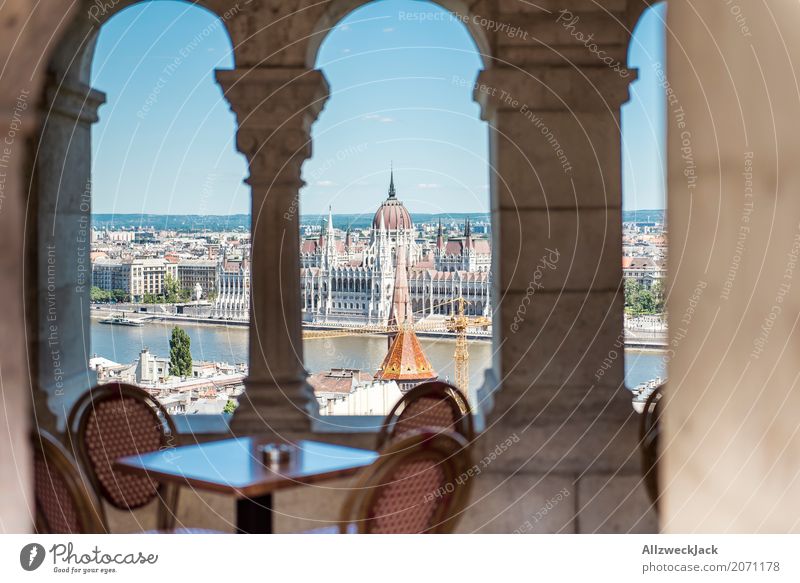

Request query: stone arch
[
  {"left": 48, "top": 0, "right": 236, "bottom": 87},
  {"left": 305, "top": 0, "right": 493, "bottom": 70},
  {"left": 27, "top": 0, "right": 240, "bottom": 430}
]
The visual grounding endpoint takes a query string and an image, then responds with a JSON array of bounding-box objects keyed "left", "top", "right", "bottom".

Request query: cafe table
[{"left": 115, "top": 437, "right": 378, "bottom": 534}]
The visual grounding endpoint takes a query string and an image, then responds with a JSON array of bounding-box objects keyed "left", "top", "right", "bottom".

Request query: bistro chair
[
  {"left": 33, "top": 429, "right": 218, "bottom": 534},
  {"left": 33, "top": 429, "right": 107, "bottom": 533},
  {"left": 333, "top": 430, "right": 473, "bottom": 533},
  {"left": 66, "top": 382, "right": 180, "bottom": 531},
  {"left": 375, "top": 381, "right": 474, "bottom": 450},
  {"left": 639, "top": 384, "right": 664, "bottom": 512}
]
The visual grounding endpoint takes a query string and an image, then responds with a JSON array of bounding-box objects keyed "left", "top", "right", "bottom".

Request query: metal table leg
[{"left": 236, "top": 493, "right": 273, "bottom": 534}]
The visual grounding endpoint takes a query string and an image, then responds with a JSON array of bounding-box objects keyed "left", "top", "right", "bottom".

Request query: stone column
[
  {"left": 664, "top": 1, "right": 800, "bottom": 532},
  {"left": 464, "top": 53, "right": 654, "bottom": 529},
  {"left": 217, "top": 67, "right": 328, "bottom": 436},
  {"left": 1, "top": 89, "right": 39, "bottom": 531},
  {"left": 30, "top": 80, "right": 106, "bottom": 432}
]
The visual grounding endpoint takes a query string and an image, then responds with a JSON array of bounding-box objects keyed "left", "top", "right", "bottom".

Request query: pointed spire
[
  {"left": 464, "top": 217, "right": 472, "bottom": 249},
  {"left": 379, "top": 210, "right": 386, "bottom": 232},
  {"left": 377, "top": 244, "right": 437, "bottom": 384},
  {"left": 327, "top": 205, "right": 334, "bottom": 234},
  {"left": 388, "top": 163, "right": 396, "bottom": 199},
  {"left": 388, "top": 245, "right": 412, "bottom": 327},
  {"left": 436, "top": 218, "right": 444, "bottom": 249}
]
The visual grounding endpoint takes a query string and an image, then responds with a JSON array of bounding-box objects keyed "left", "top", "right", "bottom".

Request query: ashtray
[{"left": 256, "top": 443, "right": 295, "bottom": 467}]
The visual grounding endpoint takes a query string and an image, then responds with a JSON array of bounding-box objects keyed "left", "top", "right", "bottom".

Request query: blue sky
[{"left": 91, "top": 0, "right": 666, "bottom": 215}]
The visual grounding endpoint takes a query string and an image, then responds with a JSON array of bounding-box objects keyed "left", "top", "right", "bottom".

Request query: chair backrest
[
  {"left": 376, "top": 381, "right": 474, "bottom": 450},
  {"left": 639, "top": 384, "right": 664, "bottom": 511},
  {"left": 32, "top": 429, "right": 107, "bottom": 534},
  {"left": 67, "top": 382, "right": 178, "bottom": 527},
  {"left": 340, "top": 430, "right": 473, "bottom": 533}
]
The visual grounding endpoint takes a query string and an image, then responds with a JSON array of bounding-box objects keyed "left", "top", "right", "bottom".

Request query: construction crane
[{"left": 302, "top": 296, "right": 490, "bottom": 394}]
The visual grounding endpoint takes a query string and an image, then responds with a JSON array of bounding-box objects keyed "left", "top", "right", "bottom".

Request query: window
[
  {"left": 300, "top": 1, "right": 493, "bottom": 419},
  {"left": 621, "top": 2, "right": 667, "bottom": 401},
  {"left": 87, "top": 2, "right": 249, "bottom": 418}
]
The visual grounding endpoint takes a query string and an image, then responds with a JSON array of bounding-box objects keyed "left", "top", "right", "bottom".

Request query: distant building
[
  {"left": 91, "top": 258, "right": 178, "bottom": 301},
  {"left": 623, "top": 256, "right": 666, "bottom": 289},
  {"left": 309, "top": 369, "right": 404, "bottom": 416},
  {"left": 300, "top": 172, "right": 492, "bottom": 325},
  {"left": 136, "top": 347, "right": 170, "bottom": 384},
  {"left": 177, "top": 259, "right": 218, "bottom": 298},
  {"left": 212, "top": 254, "right": 250, "bottom": 320}
]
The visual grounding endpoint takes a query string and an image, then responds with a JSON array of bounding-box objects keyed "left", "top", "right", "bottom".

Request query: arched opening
[
  {"left": 299, "top": 0, "right": 493, "bottom": 421},
  {"left": 30, "top": 1, "right": 247, "bottom": 426},
  {"left": 621, "top": 2, "right": 667, "bottom": 399}
]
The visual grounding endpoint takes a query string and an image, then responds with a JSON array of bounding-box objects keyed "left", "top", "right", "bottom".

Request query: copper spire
[
  {"left": 388, "top": 245, "right": 412, "bottom": 327},
  {"left": 376, "top": 245, "right": 437, "bottom": 386}
]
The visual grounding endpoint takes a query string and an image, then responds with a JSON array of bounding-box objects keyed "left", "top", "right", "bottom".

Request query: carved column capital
[
  {"left": 475, "top": 65, "right": 635, "bottom": 122},
  {"left": 217, "top": 67, "right": 328, "bottom": 186}
]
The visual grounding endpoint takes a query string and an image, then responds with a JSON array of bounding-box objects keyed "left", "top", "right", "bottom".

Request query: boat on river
[{"left": 99, "top": 313, "right": 145, "bottom": 327}]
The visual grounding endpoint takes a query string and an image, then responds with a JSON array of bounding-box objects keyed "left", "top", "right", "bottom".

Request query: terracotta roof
[
  {"left": 308, "top": 369, "right": 372, "bottom": 395},
  {"left": 444, "top": 238, "right": 491, "bottom": 255},
  {"left": 301, "top": 240, "right": 319, "bottom": 254},
  {"left": 374, "top": 328, "right": 437, "bottom": 383}
]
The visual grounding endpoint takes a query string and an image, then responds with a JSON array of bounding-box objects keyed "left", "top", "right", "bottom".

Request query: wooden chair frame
[
  {"left": 32, "top": 429, "right": 107, "bottom": 534},
  {"left": 66, "top": 382, "right": 180, "bottom": 531},
  {"left": 338, "top": 430, "right": 473, "bottom": 534},
  {"left": 639, "top": 384, "right": 664, "bottom": 512},
  {"left": 375, "top": 381, "right": 474, "bottom": 450}
]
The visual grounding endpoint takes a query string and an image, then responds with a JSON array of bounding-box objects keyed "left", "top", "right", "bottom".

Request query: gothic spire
[{"left": 388, "top": 163, "right": 396, "bottom": 199}]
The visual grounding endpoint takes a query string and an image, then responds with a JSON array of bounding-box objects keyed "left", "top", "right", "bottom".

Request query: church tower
[{"left": 375, "top": 245, "right": 437, "bottom": 391}]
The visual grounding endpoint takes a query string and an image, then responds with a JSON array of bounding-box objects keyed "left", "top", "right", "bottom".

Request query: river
[{"left": 91, "top": 321, "right": 665, "bottom": 395}]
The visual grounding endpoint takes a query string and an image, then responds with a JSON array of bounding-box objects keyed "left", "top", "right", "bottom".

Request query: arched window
[
  {"left": 32, "top": 2, "right": 247, "bottom": 427},
  {"left": 622, "top": 2, "right": 667, "bottom": 394},
  {"left": 300, "top": 0, "right": 492, "bottom": 418}
]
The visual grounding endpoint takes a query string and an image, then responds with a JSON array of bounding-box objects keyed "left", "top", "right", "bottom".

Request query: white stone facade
[
  {"left": 212, "top": 256, "right": 250, "bottom": 320},
  {"left": 300, "top": 180, "right": 492, "bottom": 325}
]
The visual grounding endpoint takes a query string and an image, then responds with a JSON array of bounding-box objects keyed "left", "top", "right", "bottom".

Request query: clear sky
[{"left": 91, "top": 0, "right": 665, "bottom": 215}]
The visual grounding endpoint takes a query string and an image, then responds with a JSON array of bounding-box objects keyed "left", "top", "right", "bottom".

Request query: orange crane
[{"left": 302, "top": 296, "right": 490, "bottom": 394}]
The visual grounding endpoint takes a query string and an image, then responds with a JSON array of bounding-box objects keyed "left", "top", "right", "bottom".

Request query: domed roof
[{"left": 372, "top": 170, "right": 413, "bottom": 230}]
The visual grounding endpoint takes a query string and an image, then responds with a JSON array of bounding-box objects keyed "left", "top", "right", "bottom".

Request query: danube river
[{"left": 91, "top": 321, "right": 665, "bottom": 395}]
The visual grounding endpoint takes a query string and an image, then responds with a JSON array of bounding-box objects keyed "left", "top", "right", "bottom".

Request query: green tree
[
  {"left": 223, "top": 399, "right": 238, "bottom": 414},
  {"left": 624, "top": 278, "right": 640, "bottom": 311},
  {"left": 90, "top": 286, "right": 111, "bottom": 303},
  {"left": 164, "top": 273, "right": 181, "bottom": 303},
  {"left": 111, "top": 289, "right": 129, "bottom": 303},
  {"left": 637, "top": 288, "right": 655, "bottom": 313},
  {"left": 169, "top": 326, "right": 192, "bottom": 378},
  {"left": 651, "top": 280, "right": 665, "bottom": 314}
]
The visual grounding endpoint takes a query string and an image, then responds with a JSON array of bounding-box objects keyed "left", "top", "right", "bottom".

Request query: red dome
[
  {"left": 372, "top": 170, "right": 413, "bottom": 230},
  {"left": 373, "top": 197, "right": 413, "bottom": 230}
]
